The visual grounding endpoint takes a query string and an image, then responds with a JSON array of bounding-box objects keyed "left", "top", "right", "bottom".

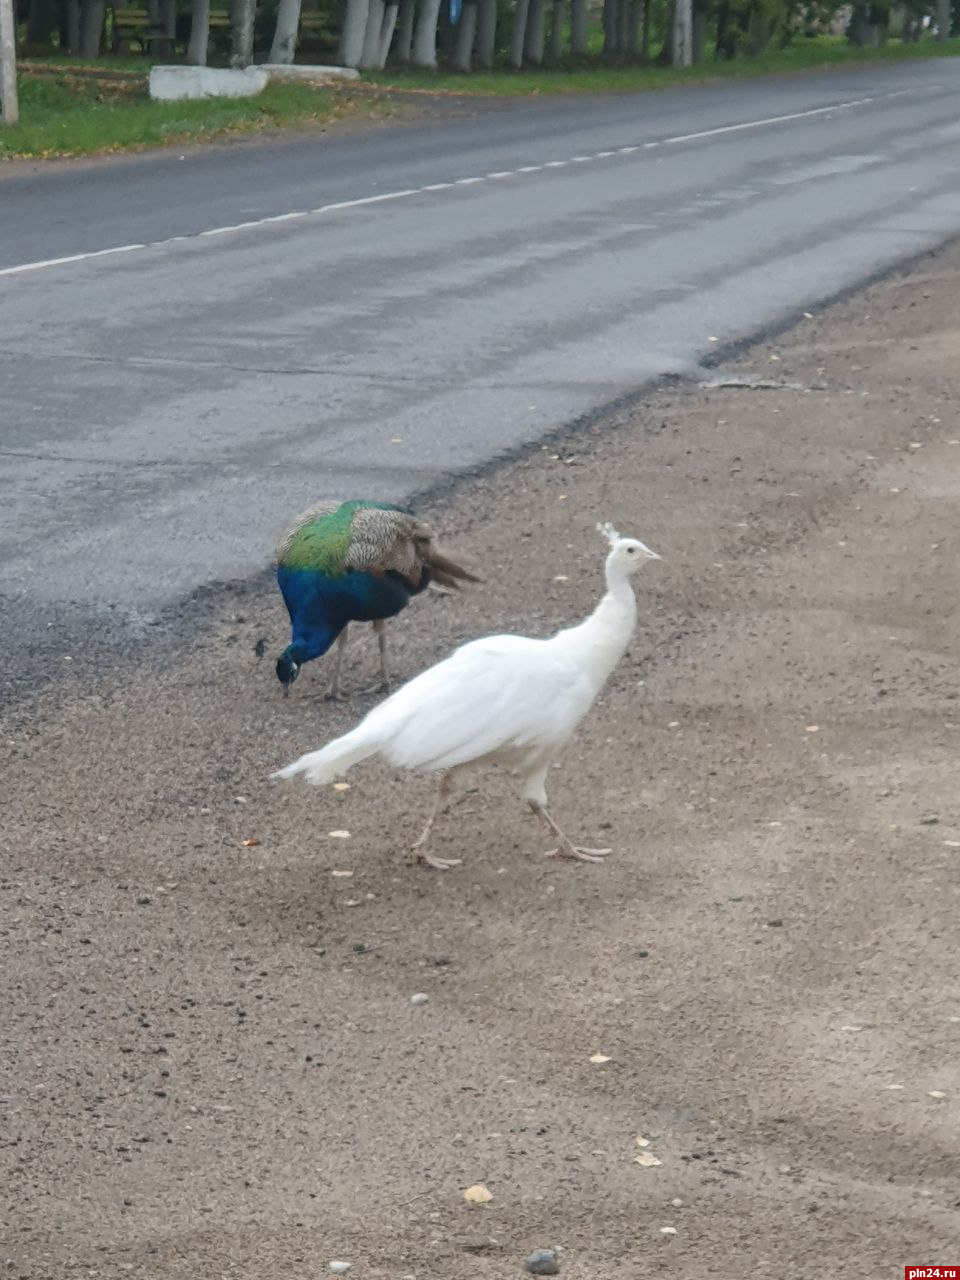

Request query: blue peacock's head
[{"left": 276, "top": 645, "right": 302, "bottom": 695}]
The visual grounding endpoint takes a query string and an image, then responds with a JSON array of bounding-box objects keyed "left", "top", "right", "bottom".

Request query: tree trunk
[
  {"left": 547, "top": 0, "right": 563, "bottom": 59},
  {"left": 411, "top": 0, "right": 440, "bottom": 64},
  {"left": 524, "top": 0, "right": 544, "bottom": 61},
  {"left": 188, "top": 0, "right": 211, "bottom": 62},
  {"left": 570, "top": 0, "right": 587, "bottom": 51},
  {"left": 338, "top": 0, "right": 370, "bottom": 64},
  {"left": 603, "top": 0, "right": 620, "bottom": 55},
  {"left": 161, "top": 0, "right": 176, "bottom": 52},
  {"left": 936, "top": 0, "right": 950, "bottom": 37},
  {"left": 360, "top": 0, "right": 384, "bottom": 62},
  {"left": 230, "top": 0, "right": 256, "bottom": 65},
  {"left": 640, "top": 0, "right": 651, "bottom": 56},
  {"left": 847, "top": 2, "right": 890, "bottom": 46},
  {"left": 509, "top": 0, "right": 530, "bottom": 64},
  {"left": 394, "top": 0, "right": 414, "bottom": 59},
  {"left": 359, "top": 0, "right": 398, "bottom": 65},
  {"left": 27, "top": 0, "right": 58, "bottom": 47},
  {"left": 616, "top": 0, "right": 629, "bottom": 52},
  {"left": 476, "top": 0, "right": 495, "bottom": 63},
  {"left": 670, "top": 0, "right": 691, "bottom": 63},
  {"left": 626, "top": 0, "right": 641, "bottom": 52},
  {"left": 79, "top": 0, "right": 106, "bottom": 55},
  {"left": 691, "top": 1, "right": 705, "bottom": 59},
  {"left": 452, "top": 0, "right": 477, "bottom": 68},
  {"left": 269, "top": 0, "right": 302, "bottom": 61},
  {"left": 0, "top": 0, "right": 18, "bottom": 125},
  {"left": 378, "top": 0, "right": 399, "bottom": 61},
  {"left": 65, "top": 0, "right": 81, "bottom": 52}
]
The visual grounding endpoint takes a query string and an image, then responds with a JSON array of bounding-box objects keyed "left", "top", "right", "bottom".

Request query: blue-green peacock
[{"left": 274, "top": 499, "right": 480, "bottom": 697}]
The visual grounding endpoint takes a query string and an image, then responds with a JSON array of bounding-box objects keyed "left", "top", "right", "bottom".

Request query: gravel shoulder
[{"left": 3, "top": 244, "right": 960, "bottom": 1277}]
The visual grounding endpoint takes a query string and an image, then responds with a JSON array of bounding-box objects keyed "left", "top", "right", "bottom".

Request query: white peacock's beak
[{"left": 638, "top": 542, "right": 661, "bottom": 560}]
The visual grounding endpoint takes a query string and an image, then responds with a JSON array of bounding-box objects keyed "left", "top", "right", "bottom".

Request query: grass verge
[
  {"left": 369, "top": 34, "right": 960, "bottom": 95},
  {"left": 2, "top": 34, "right": 959, "bottom": 160},
  {"left": 0, "top": 74, "right": 382, "bottom": 160}
]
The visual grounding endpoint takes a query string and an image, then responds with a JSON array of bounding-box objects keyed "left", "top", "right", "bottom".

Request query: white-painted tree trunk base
[
  {"left": 187, "top": 0, "right": 211, "bottom": 65},
  {"left": 340, "top": 0, "right": 371, "bottom": 66},
  {"left": 412, "top": 0, "right": 442, "bottom": 65},
  {"left": 269, "top": 0, "right": 304, "bottom": 63}
]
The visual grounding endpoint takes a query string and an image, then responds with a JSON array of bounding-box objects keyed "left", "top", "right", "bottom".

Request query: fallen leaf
[
  {"left": 553, "top": 575, "right": 569, "bottom": 582},
  {"left": 927, "top": 1090, "right": 946, "bottom": 1099},
  {"left": 331, "top": 869, "right": 353, "bottom": 878},
  {"left": 805, "top": 725, "right": 819, "bottom": 733},
  {"left": 328, "top": 830, "right": 351, "bottom": 839},
  {"left": 463, "top": 1184, "right": 493, "bottom": 1204},
  {"left": 884, "top": 1083, "right": 905, "bottom": 1090},
  {"left": 635, "top": 1136, "right": 650, "bottom": 1148},
  {"left": 634, "top": 1152, "right": 662, "bottom": 1167},
  {"left": 241, "top": 838, "right": 260, "bottom": 848},
  {"left": 840, "top": 1025, "right": 863, "bottom": 1032},
  {"left": 659, "top": 1226, "right": 677, "bottom": 1235},
  {"left": 333, "top": 782, "right": 351, "bottom": 792},
  {"left": 943, "top": 840, "right": 960, "bottom": 848},
  {"left": 589, "top": 1053, "right": 611, "bottom": 1064}
]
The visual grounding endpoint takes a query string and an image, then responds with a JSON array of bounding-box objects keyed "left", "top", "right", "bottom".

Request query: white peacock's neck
[{"left": 549, "top": 557, "right": 637, "bottom": 690}]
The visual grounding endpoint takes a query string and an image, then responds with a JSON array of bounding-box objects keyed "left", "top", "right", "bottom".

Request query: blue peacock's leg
[
  {"left": 373, "top": 618, "right": 391, "bottom": 692},
  {"left": 411, "top": 773, "right": 462, "bottom": 870},
  {"left": 325, "top": 627, "right": 349, "bottom": 700}
]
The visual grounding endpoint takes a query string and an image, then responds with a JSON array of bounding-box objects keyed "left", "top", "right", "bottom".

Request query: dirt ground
[{"left": 3, "top": 243, "right": 960, "bottom": 1279}]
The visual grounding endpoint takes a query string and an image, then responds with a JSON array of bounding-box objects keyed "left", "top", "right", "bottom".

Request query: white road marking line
[
  {"left": 661, "top": 95, "right": 873, "bottom": 144},
  {"left": 314, "top": 188, "right": 420, "bottom": 212},
  {"left": 0, "top": 83, "right": 935, "bottom": 279},
  {"left": 0, "top": 243, "right": 146, "bottom": 277}
]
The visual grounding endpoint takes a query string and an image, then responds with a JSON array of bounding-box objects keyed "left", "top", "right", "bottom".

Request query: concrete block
[
  {"left": 261, "top": 63, "right": 360, "bottom": 82},
  {"left": 149, "top": 65, "right": 269, "bottom": 102}
]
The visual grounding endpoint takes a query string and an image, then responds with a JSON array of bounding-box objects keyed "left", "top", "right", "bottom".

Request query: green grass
[
  {"left": 0, "top": 73, "right": 351, "bottom": 159},
  {"left": 369, "top": 33, "right": 960, "bottom": 96}
]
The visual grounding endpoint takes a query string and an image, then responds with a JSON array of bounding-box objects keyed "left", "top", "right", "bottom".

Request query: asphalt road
[{"left": 3, "top": 58, "right": 960, "bottom": 696}]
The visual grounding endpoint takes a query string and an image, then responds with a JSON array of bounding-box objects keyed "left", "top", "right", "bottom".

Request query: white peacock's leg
[
  {"left": 528, "top": 802, "right": 611, "bottom": 863},
  {"left": 325, "top": 628, "right": 349, "bottom": 700},
  {"left": 411, "top": 773, "right": 462, "bottom": 870},
  {"left": 522, "top": 764, "right": 610, "bottom": 863}
]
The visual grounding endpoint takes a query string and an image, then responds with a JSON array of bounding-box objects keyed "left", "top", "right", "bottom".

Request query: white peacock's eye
[{"left": 627, "top": 547, "right": 635, "bottom": 554}]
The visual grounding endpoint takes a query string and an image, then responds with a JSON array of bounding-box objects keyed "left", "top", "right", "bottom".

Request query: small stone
[
  {"left": 659, "top": 1226, "right": 677, "bottom": 1235},
  {"left": 671, "top": 1197, "right": 684, "bottom": 1207},
  {"left": 919, "top": 815, "right": 940, "bottom": 825},
  {"left": 927, "top": 1090, "right": 946, "bottom": 1099},
  {"left": 524, "top": 1249, "right": 560, "bottom": 1275},
  {"left": 411, "top": 993, "right": 429, "bottom": 1005},
  {"left": 136, "top": 896, "right": 152, "bottom": 906},
  {"left": 328, "top": 1264, "right": 351, "bottom": 1275}
]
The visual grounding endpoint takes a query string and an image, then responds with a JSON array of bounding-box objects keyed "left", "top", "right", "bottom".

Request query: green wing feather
[{"left": 277, "top": 500, "right": 413, "bottom": 575}]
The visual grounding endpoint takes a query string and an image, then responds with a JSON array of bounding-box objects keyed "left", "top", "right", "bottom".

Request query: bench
[
  {"left": 112, "top": 7, "right": 168, "bottom": 53},
  {"left": 298, "top": 9, "right": 335, "bottom": 48}
]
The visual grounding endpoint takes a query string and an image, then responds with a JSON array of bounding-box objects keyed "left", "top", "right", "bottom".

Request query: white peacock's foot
[
  {"left": 360, "top": 679, "right": 391, "bottom": 697},
  {"left": 415, "top": 851, "right": 463, "bottom": 871},
  {"left": 543, "top": 844, "right": 611, "bottom": 864}
]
